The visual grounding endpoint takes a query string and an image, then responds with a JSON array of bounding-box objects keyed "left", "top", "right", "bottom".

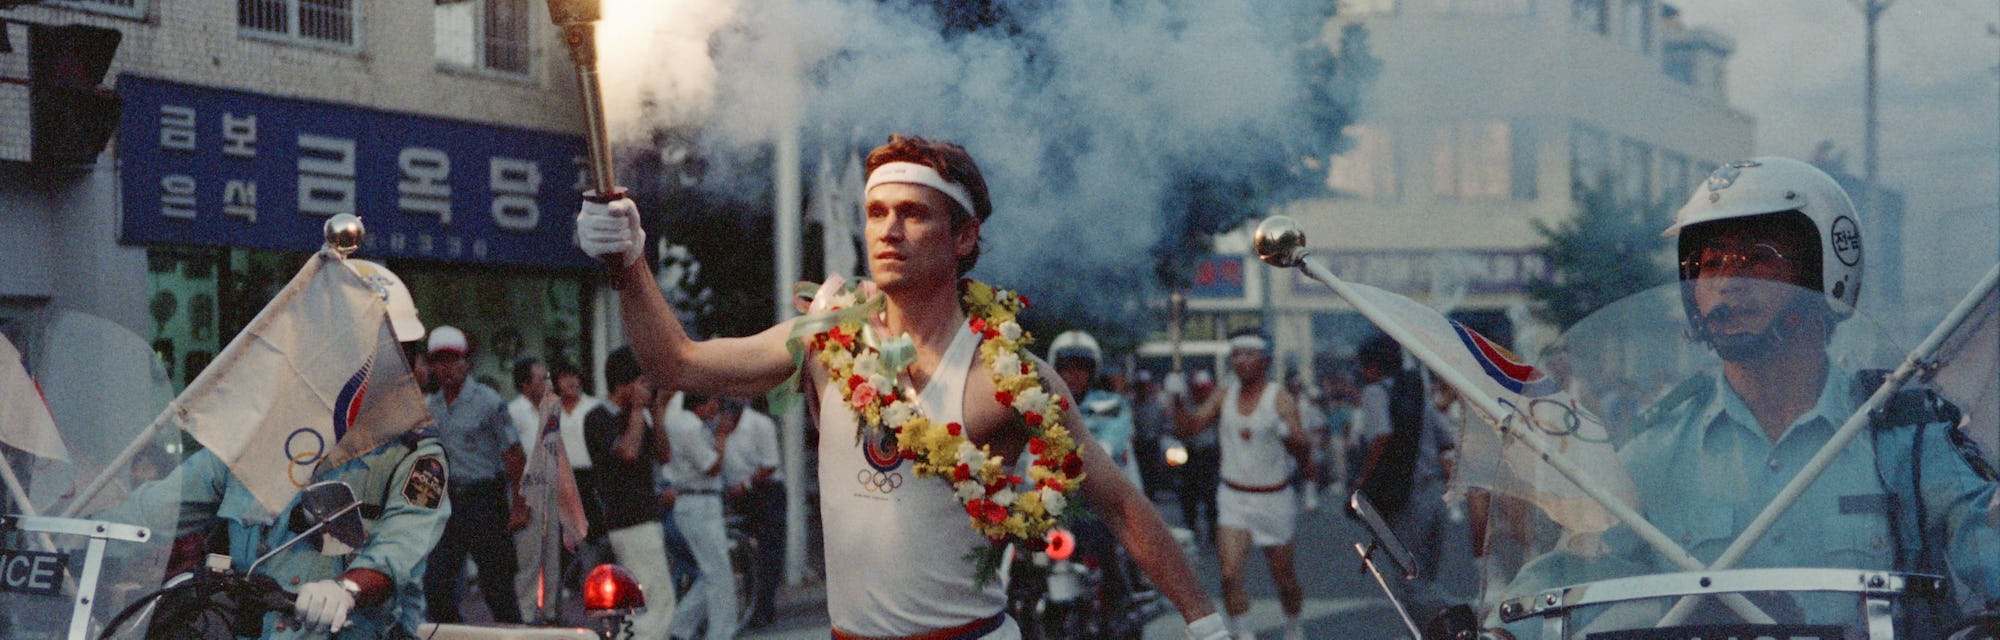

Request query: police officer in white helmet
[{"left": 1502, "top": 157, "right": 2000, "bottom": 637}]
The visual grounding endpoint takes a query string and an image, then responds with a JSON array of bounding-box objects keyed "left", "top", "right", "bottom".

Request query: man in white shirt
[
  {"left": 721, "top": 400, "right": 783, "bottom": 628},
  {"left": 664, "top": 393, "right": 736, "bottom": 640},
  {"left": 506, "top": 357, "right": 553, "bottom": 620},
  {"left": 551, "top": 359, "right": 604, "bottom": 538}
]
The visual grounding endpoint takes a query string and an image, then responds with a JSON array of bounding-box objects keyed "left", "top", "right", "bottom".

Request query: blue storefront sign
[{"left": 117, "top": 75, "right": 596, "bottom": 270}]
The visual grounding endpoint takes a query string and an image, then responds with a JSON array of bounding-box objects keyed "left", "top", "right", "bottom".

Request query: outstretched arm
[
  {"left": 1044, "top": 363, "right": 1214, "bottom": 623},
  {"left": 583, "top": 198, "right": 801, "bottom": 397}
]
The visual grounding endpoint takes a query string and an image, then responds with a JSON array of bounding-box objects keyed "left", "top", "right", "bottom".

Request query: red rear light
[
  {"left": 584, "top": 564, "right": 645, "bottom": 616},
  {"left": 1045, "top": 528, "right": 1075, "bottom": 562}
]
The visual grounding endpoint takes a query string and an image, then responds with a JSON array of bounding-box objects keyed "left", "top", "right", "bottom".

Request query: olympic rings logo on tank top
[{"left": 856, "top": 469, "right": 905, "bottom": 493}]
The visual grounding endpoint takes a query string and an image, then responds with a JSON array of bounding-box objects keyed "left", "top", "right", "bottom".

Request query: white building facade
[{"left": 1247, "top": 0, "right": 1755, "bottom": 375}]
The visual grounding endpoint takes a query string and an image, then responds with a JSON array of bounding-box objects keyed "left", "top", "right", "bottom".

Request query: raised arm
[
  {"left": 1170, "top": 382, "right": 1225, "bottom": 439},
  {"left": 580, "top": 198, "right": 801, "bottom": 397}
]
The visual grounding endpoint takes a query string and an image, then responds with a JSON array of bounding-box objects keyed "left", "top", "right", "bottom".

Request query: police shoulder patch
[{"left": 402, "top": 454, "right": 447, "bottom": 509}]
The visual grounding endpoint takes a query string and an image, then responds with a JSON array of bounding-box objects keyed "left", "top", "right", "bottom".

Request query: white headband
[
  {"left": 1228, "top": 334, "right": 1270, "bottom": 352},
  {"left": 866, "top": 161, "right": 977, "bottom": 218}
]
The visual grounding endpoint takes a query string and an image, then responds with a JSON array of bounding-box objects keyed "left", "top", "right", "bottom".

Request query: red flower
[
  {"left": 851, "top": 383, "right": 878, "bottom": 409},
  {"left": 1006, "top": 474, "right": 1022, "bottom": 485},
  {"left": 995, "top": 390, "right": 1014, "bottom": 406},
  {"left": 1062, "top": 453, "right": 1083, "bottom": 476},
  {"left": 969, "top": 317, "right": 988, "bottom": 334},
  {"left": 953, "top": 464, "right": 972, "bottom": 483},
  {"left": 981, "top": 501, "right": 1008, "bottom": 524},
  {"left": 965, "top": 499, "right": 987, "bottom": 519},
  {"left": 847, "top": 374, "right": 864, "bottom": 391},
  {"left": 1056, "top": 396, "right": 1070, "bottom": 411},
  {"left": 1024, "top": 411, "right": 1043, "bottom": 426},
  {"left": 1018, "top": 294, "right": 1031, "bottom": 308},
  {"left": 1042, "top": 479, "right": 1065, "bottom": 492},
  {"left": 1028, "top": 438, "right": 1046, "bottom": 455},
  {"left": 946, "top": 422, "right": 963, "bottom": 437},
  {"left": 901, "top": 449, "right": 918, "bottom": 460}
]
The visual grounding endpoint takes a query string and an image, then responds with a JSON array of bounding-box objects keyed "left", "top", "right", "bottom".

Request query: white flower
[
  {"left": 991, "top": 488, "right": 1018, "bottom": 507},
  {"left": 955, "top": 480, "right": 984, "bottom": 502},
  {"left": 1011, "top": 387, "right": 1050, "bottom": 414},
  {"left": 990, "top": 350, "right": 1021, "bottom": 378},
  {"left": 999, "top": 321, "right": 1022, "bottom": 341},
  {"left": 1039, "top": 487, "right": 1066, "bottom": 517},
  {"left": 957, "top": 442, "right": 984, "bottom": 467},
  {"left": 882, "top": 400, "right": 915, "bottom": 426},
  {"left": 853, "top": 350, "right": 884, "bottom": 379}
]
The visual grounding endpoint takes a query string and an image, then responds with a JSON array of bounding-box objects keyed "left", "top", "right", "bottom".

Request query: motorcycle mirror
[
  {"left": 247, "top": 482, "right": 366, "bottom": 575},
  {"left": 299, "top": 480, "right": 367, "bottom": 552}
]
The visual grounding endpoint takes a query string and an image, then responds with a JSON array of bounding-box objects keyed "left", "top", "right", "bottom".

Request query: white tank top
[
  {"left": 819, "top": 324, "right": 1007, "bottom": 635},
  {"left": 1218, "top": 381, "right": 1292, "bottom": 487}
]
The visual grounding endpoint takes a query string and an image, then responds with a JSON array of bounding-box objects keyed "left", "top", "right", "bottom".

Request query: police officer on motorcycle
[
  {"left": 1503, "top": 157, "right": 2000, "bottom": 636},
  {"left": 100, "top": 261, "right": 450, "bottom": 639}
]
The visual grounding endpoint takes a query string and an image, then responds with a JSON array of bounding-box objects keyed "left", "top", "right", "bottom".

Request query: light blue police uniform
[
  {"left": 111, "top": 435, "right": 451, "bottom": 639},
  {"left": 1508, "top": 364, "right": 2000, "bottom": 629}
]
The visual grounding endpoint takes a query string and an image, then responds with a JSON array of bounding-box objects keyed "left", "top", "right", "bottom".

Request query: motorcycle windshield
[
  {"left": 1, "top": 309, "right": 182, "bottom": 639},
  {"left": 1459, "top": 280, "right": 1978, "bottom": 639}
]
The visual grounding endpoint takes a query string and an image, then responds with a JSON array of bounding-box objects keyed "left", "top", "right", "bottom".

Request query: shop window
[
  {"left": 437, "top": 0, "right": 532, "bottom": 76},
  {"left": 1433, "top": 120, "right": 1516, "bottom": 201},
  {"left": 1327, "top": 124, "right": 1399, "bottom": 200},
  {"left": 400, "top": 267, "right": 587, "bottom": 394},
  {"left": 239, "top": 0, "right": 356, "bottom": 47}
]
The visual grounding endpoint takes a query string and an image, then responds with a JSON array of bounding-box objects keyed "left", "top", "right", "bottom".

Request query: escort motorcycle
[
  {"left": 1253, "top": 215, "right": 2000, "bottom": 640},
  {"left": 1005, "top": 522, "right": 1194, "bottom": 640}
]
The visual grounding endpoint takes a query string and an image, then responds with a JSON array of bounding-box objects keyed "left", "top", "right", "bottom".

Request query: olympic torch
[{"left": 547, "top": 0, "right": 629, "bottom": 284}]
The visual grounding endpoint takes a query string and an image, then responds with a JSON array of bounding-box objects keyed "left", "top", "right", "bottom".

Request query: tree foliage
[{"left": 1525, "top": 180, "right": 1676, "bottom": 330}]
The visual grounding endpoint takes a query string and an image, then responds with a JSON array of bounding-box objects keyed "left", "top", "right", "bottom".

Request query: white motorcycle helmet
[
  {"left": 343, "top": 259, "right": 426, "bottom": 343},
  {"left": 1664, "top": 156, "right": 1864, "bottom": 319},
  {"left": 1048, "top": 330, "right": 1103, "bottom": 373}
]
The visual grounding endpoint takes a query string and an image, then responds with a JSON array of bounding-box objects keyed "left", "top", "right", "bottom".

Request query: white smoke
[{"left": 594, "top": 0, "right": 1347, "bottom": 328}]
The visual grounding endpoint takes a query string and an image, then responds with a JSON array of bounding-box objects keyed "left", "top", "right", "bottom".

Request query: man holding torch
[{"left": 574, "top": 134, "right": 1226, "bottom": 639}]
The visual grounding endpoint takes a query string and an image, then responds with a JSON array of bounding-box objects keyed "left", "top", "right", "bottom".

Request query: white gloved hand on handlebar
[
  {"left": 294, "top": 579, "right": 355, "bottom": 632},
  {"left": 1184, "top": 613, "right": 1230, "bottom": 640},
  {"left": 1161, "top": 372, "right": 1190, "bottom": 398},
  {"left": 575, "top": 194, "right": 646, "bottom": 266}
]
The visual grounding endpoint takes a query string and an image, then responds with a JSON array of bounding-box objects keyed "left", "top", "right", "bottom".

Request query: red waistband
[
  {"left": 1223, "top": 479, "right": 1290, "bottom": 493},
  {"left": 831, "top": 613, "right": 1006, "bottom": 640}
]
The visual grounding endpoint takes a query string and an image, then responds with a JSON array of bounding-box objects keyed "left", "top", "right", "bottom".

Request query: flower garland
[{"left": 808, "top": 278, "right": 1087, "bottom": 559}]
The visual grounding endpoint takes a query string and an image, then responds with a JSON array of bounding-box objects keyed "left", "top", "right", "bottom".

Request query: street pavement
[{"left": 736, "top": 489, "right": 1481, "bottom": 640}]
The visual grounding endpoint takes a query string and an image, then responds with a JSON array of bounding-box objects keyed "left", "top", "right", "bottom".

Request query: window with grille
[
  {"left": 239, "top": 0, "right": 356, "bottom": 47},
  {"left": 437, "top": 0, "right": 532, "bottom": 75}
]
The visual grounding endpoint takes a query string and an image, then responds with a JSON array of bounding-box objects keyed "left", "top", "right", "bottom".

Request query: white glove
[
  {"left": 294, "top": 579, "right": 356, "bottom": 632},
  {"left": 575, "top": 194, "right": 646, "bottom": 266},
  {"left": 1162, "top": 372, "right": 1190, "bottom": 398},
  {"left": 1184, "top": 613, "right": 1230, "bottom": 640}
]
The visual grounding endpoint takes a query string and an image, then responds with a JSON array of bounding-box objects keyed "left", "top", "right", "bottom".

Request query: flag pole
[
  {"left": 57, "top": 219, "right": 363, "bottom": 519},
  {"left": 1253, "top": 216, "right": 1775, "bottom": 623}
]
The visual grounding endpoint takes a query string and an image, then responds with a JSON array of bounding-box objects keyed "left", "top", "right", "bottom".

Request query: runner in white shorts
[{"left": 1170, "top": 329, "right": 1314, "bottom": 640}]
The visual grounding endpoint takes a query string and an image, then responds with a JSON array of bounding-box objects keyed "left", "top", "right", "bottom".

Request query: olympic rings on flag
[
  {"left": 1498, "top": 397, "right": 1610, "bottom": 444},
  {"left": 855, "top": 469, "right": 904, "bottom": 493},
  {"left": 285, "top": 428, "right": 327, "bottom": 488}
]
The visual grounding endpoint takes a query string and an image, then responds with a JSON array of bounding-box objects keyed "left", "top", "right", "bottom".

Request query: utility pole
[{"left": 1855, "top": 0, "right": 1894, "bottom": 227}]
